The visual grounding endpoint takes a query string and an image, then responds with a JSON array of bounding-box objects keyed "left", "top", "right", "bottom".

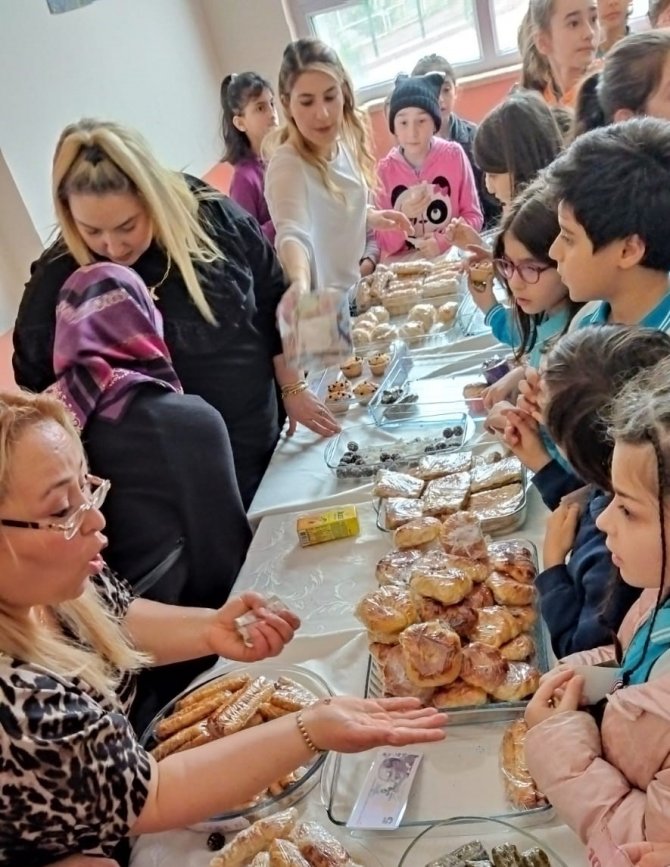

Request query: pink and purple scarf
[{"left": 50, "top": 262, "right": 183, "bottom": 429}]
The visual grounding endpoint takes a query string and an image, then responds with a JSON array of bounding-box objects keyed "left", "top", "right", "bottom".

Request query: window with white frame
[{"left": 287, "top": 0, "right": 651, "bottom": 100}]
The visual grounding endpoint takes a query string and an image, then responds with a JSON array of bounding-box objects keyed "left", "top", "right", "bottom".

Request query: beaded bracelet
[
  {"left": 281, "top": 380, "right": 308, "bottom": 399},
  {"left": 296, "top": 710, "right": 323, "bottom": 753}
]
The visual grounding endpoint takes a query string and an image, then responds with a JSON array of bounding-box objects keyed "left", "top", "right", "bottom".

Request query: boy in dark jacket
[{"left": 412, "top": 54, "right": 501, "bottom": 229}]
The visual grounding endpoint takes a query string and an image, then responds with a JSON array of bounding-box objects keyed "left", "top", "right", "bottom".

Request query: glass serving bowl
[
  {"left": 398, "top": 816, "right": 571, "bottom": 866},
  {"left": 140, "top": 661, "right": 333, "bottom": 833}
]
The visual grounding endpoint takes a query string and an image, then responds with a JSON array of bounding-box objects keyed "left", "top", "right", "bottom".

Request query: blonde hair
[
  {"left": 53, "top": 118, "right": 221, "bottom": 325},
  {"left": 265, "top": 39, "right": 376, "bottom": 198},
  {"left": 0, "top": 391, "right": 148, "bottom": 700}
]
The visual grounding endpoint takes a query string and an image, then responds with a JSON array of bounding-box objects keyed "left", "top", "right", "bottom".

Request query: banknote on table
[{"left": 347, "top": 749, "right": 423, "bottom": 830}]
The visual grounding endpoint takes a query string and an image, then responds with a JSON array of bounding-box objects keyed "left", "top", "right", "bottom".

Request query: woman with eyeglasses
[
  {"left": 47, "top": 260, "right": 252, "bottom": 733},
  {"left": 0, "top": 388, "right": 446, "bottom": 866},
  {"left": 465, "top": 177, "right": 582, "bottom": 411}
]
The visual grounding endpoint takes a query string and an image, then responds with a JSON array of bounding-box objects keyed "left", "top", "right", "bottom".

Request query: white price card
[{"left": 347, "top": 749, "right": 422, "bottom": 830}]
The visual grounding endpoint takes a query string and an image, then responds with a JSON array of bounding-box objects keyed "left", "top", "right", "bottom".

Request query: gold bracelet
[
  {"left": 281, "top": 380, "right": 308, "bottom": 398},
  {"left": 296, "top": 710, "right": 323, "bottom": 753}
]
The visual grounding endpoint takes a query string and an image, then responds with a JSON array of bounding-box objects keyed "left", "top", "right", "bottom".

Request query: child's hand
[
  {"left": 517, "top": 367, "right": 544, "bottom": 423},
  {"left": 484, "top": 400, "right": 516, "bottom": 434},
  {"left": 625, "top": 842, "right": 670, "bottom": 866},
  {"left": 359, "top": 257, "right": 375, "bottom": 277},
  {"left": 446, "top": 218, "right": 483, "bottom": 251},
  {"left": 399, "top": 183, "right": 432, "bottom": 220},
  {"left": 367, "top": 208, "right": 414, "bottom": 235},
  {"left": 525, "top": 668, "right": 584, "bottom": 729},
  {"left": 413, "top": 236, "right": 440, "bottom": 258},
  {"left": 483, "top": 366, "right": 526, "bottom": 410},
  {"left": 543, "top": 501, "right": 581, "bottom": 568},
  {"left": 501, "top": 407, "right": 551, "bottom": 473}
]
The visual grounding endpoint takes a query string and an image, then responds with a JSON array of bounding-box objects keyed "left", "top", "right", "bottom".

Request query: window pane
[
  {"left": 308, "top": 0, "right": 481, "bottom": 90},
  {"left": 491, "top": 0, "right": 528, "bottom": 54}
]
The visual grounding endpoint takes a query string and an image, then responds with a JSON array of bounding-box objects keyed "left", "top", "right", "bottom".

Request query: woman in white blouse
[{"left": 265, "top": 38, "right": 410, "bottom": 313}]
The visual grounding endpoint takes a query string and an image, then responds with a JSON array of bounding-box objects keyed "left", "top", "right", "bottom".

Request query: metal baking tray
[
  {"left": 323, "top": 716, "right": 554, "bottom": 830},
  {"left": 364, "top": 539, "right": 551, "bottom": 724},
  {"left": 375, "top": 443, "right": 529, "bottom": 536}
]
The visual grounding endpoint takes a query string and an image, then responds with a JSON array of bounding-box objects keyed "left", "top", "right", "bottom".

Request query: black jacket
[
  {"left": 13, "top": 178, "right": 287, "bottom": 506},
  {"left": 447, "top": 114, "right": 502, "bottom": 231}
]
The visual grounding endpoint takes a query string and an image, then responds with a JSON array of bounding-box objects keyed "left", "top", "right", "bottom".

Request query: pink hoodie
[
  {"left": 375, "top": 137, "right": 483, "bottom": 257},
  {"left": 525, "top": 590, "right": 670, "bottom": 851}
]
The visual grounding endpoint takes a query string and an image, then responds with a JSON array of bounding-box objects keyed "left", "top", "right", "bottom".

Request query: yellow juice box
[{"left": 296, "top": 505, "right": 360, "bottom": 547}]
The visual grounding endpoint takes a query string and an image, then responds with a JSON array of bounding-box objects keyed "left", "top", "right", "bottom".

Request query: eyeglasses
[
  {"left": 0, "top": 475, "right": 110, "bottom": 541},
  {"left": 492, "top": 257, "right": 552, "bottom": 285}
]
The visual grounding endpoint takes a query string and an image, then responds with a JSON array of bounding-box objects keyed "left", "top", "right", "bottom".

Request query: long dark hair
[
  {"left": 608, "top": 354, "right": 670, "bottom": 682},
  {"left": 220, "top": 71, "right": 273, "bottom": 165},
  {"left": 474, "top": 91, "right": 563, "bottom": 199},
  {"left": 572, "top": 31, "right": 670, "bottom": 139},
  {"left": 543, "top": 326, "right": 670, "bottom": 492},
  {"left": 492, "top": 177, "right": 579, "bottom": 361}
]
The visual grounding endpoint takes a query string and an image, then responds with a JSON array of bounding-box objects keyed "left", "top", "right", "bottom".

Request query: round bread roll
[
  {"left": 410, "top": 567, "right": 473, "bottom": 607},
  {"left": 507, "top": 605, "right": 538, "bottom": 631},
  {"left": 378, "top": 642, "right": 434, "bottom": 703},
  {"left": 432, "top": 679, "right": 488, "bottom": 709},
  {"left": 376, "top": 549, "right": 424, "bottom": 586},
  {"left": 486, "top": 571, "right": 536, "bottom": 607},
  {"left": 436, "top": 301, "right": 459, "bottom": 325},
  {"left": 487, "top": 540, "right": 537, "bottom": 584},
  {"left": 415, "top": 550, "right": 487, "bottom": 583},
  {"left": 394, "top": 516, "right": 442, "bottom": 549},
  {"left": 460, "top": 641, "right": 508, "bottom": 691},
  {"left": 490, "top": 661, "right": 540, "bottom": 701},
  {"left": 399, "top": 620, "right": 463, "bottom": 687},
  {"left": 500, "top": 632, "right": 535, "bottom": 661},
  {"left": 371, "top": 323, "right": 399, "bottom": 344},
  {"left": 407, "top": 303, "right": 436, "bottom": 330},
  {"left": 368, "top": 305, "right": 390, "bottom": 324},
  {"left": 466, "top": 583, "right": 495, "bottom": 609},
  {"left": 367, "top": 630, "right": 401, "bottom": 645},
  {"left": 470, "top": 605, "right": 521, "bottom": 648},
  {"left": 354, "top": 585, "right": 418, "bottom": 637},
  {"left": 352, "top": 327, "right": 373, "bottom": 347},
  {"left": 440, "top": 511, "right": 489, "bottom": 562},
  {"left": 414, "top": 597, "right": 478, "bottom": 640},
  {"left": 399, "top": 320, "right": 426, "bottom": 341}
]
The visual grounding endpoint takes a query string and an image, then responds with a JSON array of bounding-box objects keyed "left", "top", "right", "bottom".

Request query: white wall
[{"left": 0, "top": 0, "right": 223, "bottom": 242}]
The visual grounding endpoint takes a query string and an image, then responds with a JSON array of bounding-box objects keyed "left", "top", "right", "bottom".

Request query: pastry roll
[
  {"left": 151, "top": 719, "right": 210, "bottom": 761},
  {"left": 414, "top": 596, "right": 478, "bottom": 640},
  {"left": 466, "top": 582, "right": 495, "bottom": 610},
  {"left": 208, "top": 677, "right": 276, "bottom": 737},
  {"left": 421, "top": 472, "right": 471, "bottom": 516},
  {"left": 355, "top": 585, "right": 418, "bottom": 639},
  {"left": 410, "top": 567, "right": 473, "bottom": 607},
  {"left": 270, "top": 677, "right": 317, "bottom": 711},
  {"left": 490, "top": 662, "right": 540, "bottom": 701},
  {"left": 440, "top": 511, "right": 489, "bottom": 561},
  {"left": 210, "top": 809, "right": 298, "bottom": 867},
  {"left": 399, "top": 620, "right": 463, "bottom": 687},
  {"left": 394, "top": 516, "right": 442, "bottom": 548},
  {"left": 500, "top": 633, "right": 535, "bottom": 661},
  {"left": 460, "top": 641, "right": 508, "bottom": 691},
  {"left": 432, "top": 679, "right": 488, "bottom": 709},
  {"left": 470, "top": 606, "right": 522, "bottom": 648},
  {"left": 383, "top": 494, "right": 424, "bottom": 531},
  {"left": 486, "top": 571, "right": 536, "bottom": 606},
  {"left": 391, "top": 259, "right": 433, "bottom": 277},
  {"left": 267, "top": 839, "right": 310, "bottom": 867},
  {"left": 375, "top": 548, "right": 423, "bottom": 586},
  {"left": 376, "top": 642, "right": 434, "bottom": 703},
  {"left": 373, "top": 469, "right": 425, "bottom": 499},
  {"left": 499, "top": 719, "right": 547, "bottom": 811},
  {"left": 415, "top": 450, "right": 473, "bottom": 481},
  {"left": 175, "top": 673, "right": 250, "bottom": 711},
  {"left": 470, "top": 456, "right": 523, "bottom": 493},
  {"left": 155, "top": 690, "right": 233, "bottom": 739},
  {"left": 290, "top": 821, "right": 352, "bottom": 866},
  {"left": 487, "top": 540, "right": 537, "bottom": 584}
]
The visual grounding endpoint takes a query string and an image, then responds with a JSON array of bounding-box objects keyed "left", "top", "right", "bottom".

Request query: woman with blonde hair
[
  {"left": 519, "top": 0, "right": 600, "bottom": 108},
  {"left": 13, "top": 118, "right": 340, "bottom": 509},
  {"left": 264, "top": 39, "right": 411, "bottom": 313},
  {"left": 0, "top": 390, "right": 445, "bottom": 865}
]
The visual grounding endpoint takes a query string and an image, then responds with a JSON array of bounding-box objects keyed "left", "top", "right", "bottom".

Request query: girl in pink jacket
[
  {"left": 524, "top": 355, "right": 670, "bottom": 858},
  {"left": 376, "top": 73, "right": 482, "bottom": 259}
]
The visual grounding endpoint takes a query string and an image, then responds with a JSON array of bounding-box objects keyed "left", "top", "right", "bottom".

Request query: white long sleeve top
[{"left": 265, "top": 140, "right": 367, "bottom": 293}]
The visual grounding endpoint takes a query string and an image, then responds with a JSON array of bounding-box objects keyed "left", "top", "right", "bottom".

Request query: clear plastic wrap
[
  {"left": 440, "top": 512, "right": 489, "bottom": 561},
  {"left": 384, "top": 497, "right": 425, "bottom": 530},
  {"left": 499, "top": 720, "right": 548, "bottom": 812},
  {"left": 373, "top": 469, "right": 425, "bottom": 499}
]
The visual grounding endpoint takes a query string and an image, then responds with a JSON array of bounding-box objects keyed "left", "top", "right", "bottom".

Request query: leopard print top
[{"left": 0, "top": 570, "right": 152, "bottom": 865}]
